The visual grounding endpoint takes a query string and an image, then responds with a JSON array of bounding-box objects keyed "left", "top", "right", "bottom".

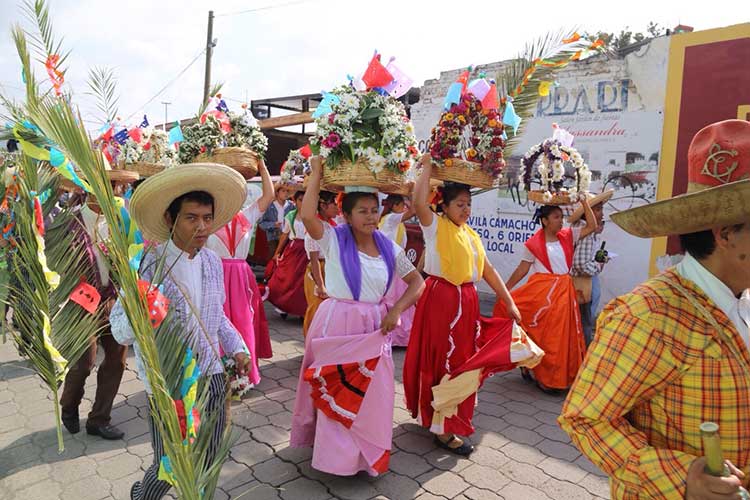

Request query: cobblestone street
[{"left": 0, "top": 303, "right": 610, "bottom": 499}]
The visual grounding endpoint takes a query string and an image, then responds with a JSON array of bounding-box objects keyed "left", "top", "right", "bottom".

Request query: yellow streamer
[
  {"left": 42, "top": 312, "right": 68, "bottom": 382},
  {"left": 538, "top": 81, "right": 552, "bottom": 97},
  {"left": 33, "top": 222, "right": 60, "bottom": 289}
]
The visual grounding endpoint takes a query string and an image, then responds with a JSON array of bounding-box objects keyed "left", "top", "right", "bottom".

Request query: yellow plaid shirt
[{"left": 559, "top": 269, "right": 750, "bottom": 499}]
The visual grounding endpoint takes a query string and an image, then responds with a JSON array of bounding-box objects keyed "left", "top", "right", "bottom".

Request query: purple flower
[{"left": 327, "top": 132, "right": 342, "bottom": 148}]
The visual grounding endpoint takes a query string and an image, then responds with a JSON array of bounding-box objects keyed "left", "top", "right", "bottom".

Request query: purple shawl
[{"left": 334, "top": 224, "right": 395, "bottom": 301}]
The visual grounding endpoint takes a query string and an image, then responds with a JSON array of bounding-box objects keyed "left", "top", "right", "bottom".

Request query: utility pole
[
  {"left": 202, "top": 10, "right": 215, "bottom": 107},
  {"left": 161, "top": 101, "right": 171, "bottom": 130}
]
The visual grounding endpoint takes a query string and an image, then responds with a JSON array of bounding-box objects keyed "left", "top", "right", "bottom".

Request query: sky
[{"left": 0, "top": 0, "right": 745, "bottom": 131}]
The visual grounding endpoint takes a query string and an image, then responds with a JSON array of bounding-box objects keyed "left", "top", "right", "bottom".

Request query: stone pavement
[{"left": 0, "top": 303, "right": 610, "bottom": 499}]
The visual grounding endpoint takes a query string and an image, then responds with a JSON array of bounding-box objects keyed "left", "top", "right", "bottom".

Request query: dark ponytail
[{"left": 436, "top": 182, "right": 471, "bottom": 213}]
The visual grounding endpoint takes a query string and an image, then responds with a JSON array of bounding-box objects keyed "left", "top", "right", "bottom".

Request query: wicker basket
[
  {"left": 527, "top": 190, "right": 574, "bottom": 206},
  {"left": 321, "top": 158, "right": 408, "bottom": 195},
  {"left": 195, "top": 146, "right": 259, "bottom": 180},
  {"left": 127, "top": 161, "right": 164, "bottom": 177},
  {"left": 430, "top": 159, "right": 495, "bottom": 189}
]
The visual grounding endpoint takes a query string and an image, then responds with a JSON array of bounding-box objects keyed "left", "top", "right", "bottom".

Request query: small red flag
[
  {"left": 362, "top": 54, "right": 394, "bottom": 89},
  {"left": 137, "top": 280, "right": 170, "bottom": 329},
  {"left": 70, "top": 280, "right": 101, "bottom": 314}
]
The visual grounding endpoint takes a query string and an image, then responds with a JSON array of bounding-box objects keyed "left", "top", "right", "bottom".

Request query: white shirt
[
  {"left": 316, "top": 224, "right": 415, "bottom": 303},
  {"left": 165, "top": 239, "right": 203, "bottom": 314},
  {"left": 283, "top": 215, "right": 307, "bottom": 240},
  {"left": 205, "top": 203, "right": 263, "bottom": 259},
  {"left": 81, "top": 204, "right": 110, "bottom": 287},
  {"left": 380, "top": 212, "right": 407, "bottom": 248},
  {"left": 521, "top": 227, "right": 582, "bottom": 275},
  {"left": 273, "top": 201, "right": 286, "bottom": 224},
  {"left": 677, "top": 253, "right": 750, "bottom": 347}
]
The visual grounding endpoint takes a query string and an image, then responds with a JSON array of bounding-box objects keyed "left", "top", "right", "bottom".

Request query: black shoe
[
  {"left": 434, "top": 435, "right": 474, "bottom": 456},
  {"left": 86, "top": 423, "right": 125, "bottom": 440},
  {"left": 61, "top": 412, "right": 80, "bottom": 434}
]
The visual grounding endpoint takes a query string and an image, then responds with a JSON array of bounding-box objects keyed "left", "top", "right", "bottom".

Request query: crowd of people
[{"left": 12, "top": 119, "right": 749, "bottom": 500}]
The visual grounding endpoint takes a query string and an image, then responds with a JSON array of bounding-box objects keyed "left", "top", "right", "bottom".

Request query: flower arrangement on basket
[
  {"left": 121, "top": 128, "right": 177, "bottom": 176},
  {"left": 280, "top": 145, "right": 312, "bottom": 189},
  {"left": 428, "top": 70, "right": 506, "bottom": 188},
  {"left": 309, "top": 53, "right": 418, "bottom": 193},
  {"left": 522, "top": 126, "right": 591, "bottom": 205},
  {"left": 178, "top": 97, "right": 268, "bottom": 179}
]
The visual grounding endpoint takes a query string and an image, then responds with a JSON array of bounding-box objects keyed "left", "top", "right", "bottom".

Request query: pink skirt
[
  {"left": 221, "top": 259, "right": 264, "bottom": 384},
  {"left": 384, "top": 276, "right": 415, "bottom": 347},
  {"left": 290, "top": 298, "right": 394, "bottom": 476}
]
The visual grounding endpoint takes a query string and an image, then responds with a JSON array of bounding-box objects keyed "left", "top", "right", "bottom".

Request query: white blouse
[
  {"left": 379, "top": 212, "right": 407, "bottom": 248},
  {"left": 316, "top": 224, "right": 415, "bottom": 303},
  {"left": 521, "top": 227, "right": 582, "bottom": 275},
  {"left": 206, "top": 202, "right": 263, "bottom": 259},
  {"left": 283, "top": 216, "right": 307, "bottom": 240}
]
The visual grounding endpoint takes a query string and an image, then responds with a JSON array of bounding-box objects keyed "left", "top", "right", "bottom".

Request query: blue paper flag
[
  {"left": 216, "top": 99, "right": 229, "bottom": 113},
  {"left": 139, "top": 115, "right": 149, "bottom": 128},
  {"left": 49, "top": 147, "right": 65, "bottom": 167},
  {"left": 443, "top": 82, "right": 463, "bottom": 110},
  {"left": 502, "top": 101, "right": 522, "bottom": 135},
  {"left": 114, "top": 128, "right": 129, "bottom": 145},
  {"left": 312, "top": 91, "right": 340, "bottom": 119},
  {"left": 168, "top": 123, "right": 183, "bottom": 144}
]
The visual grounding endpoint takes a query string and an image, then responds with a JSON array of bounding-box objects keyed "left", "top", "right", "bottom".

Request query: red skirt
[
  {"left": 494, "top": 273, "right": 584, "bottom": 389},
  {"left": 267, "top": 239, "right": 309, "bottom": 317},
  {"left": 403, "top": 276, "right": 480, "bottom": 436}
]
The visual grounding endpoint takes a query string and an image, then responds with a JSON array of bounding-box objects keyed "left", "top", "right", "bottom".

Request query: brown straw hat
[
  {"left": 567, "top": 189, "right": 614, "bottom": 223},
  {"left": 129, "top": 163, "right": 246, "bottom": 242},
  {"left": 611, "top": 120, "right": 750, "bottom": 238}
]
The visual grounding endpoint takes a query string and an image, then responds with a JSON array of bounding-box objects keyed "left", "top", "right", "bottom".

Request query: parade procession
[{"left": 0, "top": 1, "right": 749, "bottom": 499}]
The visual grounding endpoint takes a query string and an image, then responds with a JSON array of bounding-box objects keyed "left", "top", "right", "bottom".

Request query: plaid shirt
[
  {"left": 559, "top": 269, "right": 750, "bottom": 499},
  {"left": 570, "top": 221, "right": 601, "bottom": 277}
]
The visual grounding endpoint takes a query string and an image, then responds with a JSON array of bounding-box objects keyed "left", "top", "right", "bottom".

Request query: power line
[
  {"left": 216, "top": 0, "right": 315, "bottom": 17},
  {"left": 124, "top": 47, "right": 207, "bottom": 122}
]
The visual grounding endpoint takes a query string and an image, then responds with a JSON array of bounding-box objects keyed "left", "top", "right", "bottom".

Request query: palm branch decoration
[
  {"left": 2, "top": 155, "right": 102, "bottom": 453},
  {"left": 86, "top": 66, "right": 120, "bottom": 126},
  {"left": 498, "top": 30, "right": 603, "bottom": 156},
  {"left": 4, "top": 1, "right": 236, "bottom": 496}
]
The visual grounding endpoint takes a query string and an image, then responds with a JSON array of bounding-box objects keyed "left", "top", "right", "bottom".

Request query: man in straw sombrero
[
  {"left": 560, "top": 119, "right": 750, "bottom": 500},
  {"left": 568, "top": 189, "right": 614, "bottom": 346},
  {"left": 108, "top": 163, "right": 251, "bottom": 500}
]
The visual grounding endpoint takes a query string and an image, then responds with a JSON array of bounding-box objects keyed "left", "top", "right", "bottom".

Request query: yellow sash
[
  {"left": 378, "top": 215, "right": 406, "bottom": 248},
  {"left": 435, "top": 215, "right": 485, "bottom": 285}
]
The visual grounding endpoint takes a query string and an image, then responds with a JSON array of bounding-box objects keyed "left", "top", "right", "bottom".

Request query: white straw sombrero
[
  {"left": 567, "top": 189, "right": 614, "bottom": 224},
  {"left": 129, "top": 163, "right": 246, "bottom": 242}
]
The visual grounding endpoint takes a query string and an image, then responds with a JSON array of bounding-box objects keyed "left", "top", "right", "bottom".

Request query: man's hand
[
  {"left": 686, "top": 457, "right": 745, "bottom": 500},
  {"left": 233, "top": 352, "right": 251, "bottom": 376}
]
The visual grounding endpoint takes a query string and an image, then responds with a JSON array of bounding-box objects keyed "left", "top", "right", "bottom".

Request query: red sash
[{"left": 524, "top": 227, "right": 574, "bottom": 274}]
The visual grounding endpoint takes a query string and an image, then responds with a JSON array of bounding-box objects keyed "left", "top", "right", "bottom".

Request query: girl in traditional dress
[
  {"left": 302, "top": 189, "right": 338, "bottom": 335},
  {"left": 267, "top": 189, "right": 308, "bottom": 318},
  {"left": 205, "top": 159, "right": 274, "bottom": 385},
  {"left": 378, "top": 194, "right": 416, "bottom": 346},
  {"left": 493, "top": 200, "right": 597, "bottom": 392},
  {"left": 291, "top": 156, "right": 424, "bottom": 476},
  {"left": 403, "top": 155, "right": 521, "bottom": 456}
]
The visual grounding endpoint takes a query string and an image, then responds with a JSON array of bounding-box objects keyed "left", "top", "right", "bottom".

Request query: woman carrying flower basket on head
[
  {"left": 205, "top": 159, "right": 275, "bottom": 387},
  {"left": 493, "top": 199, "right": 597, "bottom": 392},
  {"left": 403, "top": 155, "right": 522, "bottom": 457},
  {"left": 302, "top": 189, "right": 338, "bottom": 335},
  {"left": 267, "top": 189, "right": 308, "bottom": 318},
  {"left": 290, "top": 156, "right": 425, "bottom": 476},
  {"left": 379, "top": 194, "right": 416, "bottom": 346}
]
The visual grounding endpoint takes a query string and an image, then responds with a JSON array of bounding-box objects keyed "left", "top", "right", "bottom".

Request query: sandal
[{"left": 434, "top": 435, "right": 474, "bottom": 457}]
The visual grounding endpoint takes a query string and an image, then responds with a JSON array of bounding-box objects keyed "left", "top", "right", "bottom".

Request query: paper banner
[
  {"left": 42, "top": 312, "right": 68, "bottom": 382},
  {"left": 113, "top": 128, "right": 129, "bottom": 145},
  {"left": 481, "top": 81, "right": 499, "bottom": 110},
  {"left": 443, "top": 82, "right": 463, "bottom": 110},
  {"left": 503, "top": 101, "right": 522, "bottom": 135},
  {"left": 45, "top": 54, "right": 64, "bottom": 96},
  {"left": 128, "top": 128, "right": 143, "bottom": 143},
  {"left": 468, "top": 79, "right": 491, "bottom": 101},
  {"left": 168, "top": 123, "right": 183, "bottom": 144},
  {"left": 139, "top": 115, "right": 149, "bottom": 128},
  {"left": 216, "top": 99, "right": 229, "bottom": 113},
  {"left": 312, "top": 91, "right": 340, "bottom": 119},
  {"left": 70, "top": 280, "right": 101, "bottom": 314},
  {"left": 347, "top": 74, "right": 367, "bottom": 91},
  {"left": 383, "top": 60, "right": 413, "bottom": 99},
  {"left": 552, "top": 123, "right": 575, "bottom": 147},
  {"left": 361, "top": 54, "right": 394, "bottom": 89},
  {"left": 456, "top": 69, "right": 471, "bottom": 95}
]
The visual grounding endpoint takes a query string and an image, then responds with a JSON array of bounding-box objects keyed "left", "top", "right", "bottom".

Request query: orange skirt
[
  {"left": 494, "top": 273, "right": 585, "bottom": 390},
  {"left": 302, "top": 261, "right": 325, "bottom": 336}
]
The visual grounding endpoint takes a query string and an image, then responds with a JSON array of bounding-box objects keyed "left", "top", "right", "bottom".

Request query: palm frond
[
  {"left": 21, "top": 0, "right": 70, "bottom": 68},
  {"left": 498, "top": 29, "right": 596, "bottom": 155},
  {"left": 86, "top": 67, "right": 120, "bottom": 125}
]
